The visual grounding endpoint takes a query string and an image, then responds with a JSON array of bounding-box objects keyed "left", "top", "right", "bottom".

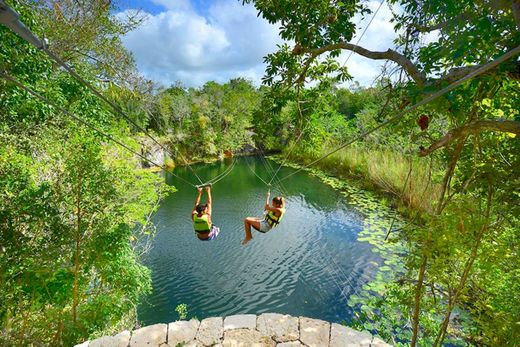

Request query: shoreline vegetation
[
  {"left": 282, "top": 146, "right": 441, "bottom": 216},
  {"left": 2, "top": 0, "right": 518, "bottom": 346}
]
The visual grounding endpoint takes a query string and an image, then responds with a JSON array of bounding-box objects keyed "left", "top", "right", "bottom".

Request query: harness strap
[{"left": 265, "top": 212, "right": 280, "bottom": 227}]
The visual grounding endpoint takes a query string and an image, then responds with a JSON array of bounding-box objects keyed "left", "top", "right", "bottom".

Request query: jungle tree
[{"left": 245, "top": 0, "right": 520, "bottom": 345}]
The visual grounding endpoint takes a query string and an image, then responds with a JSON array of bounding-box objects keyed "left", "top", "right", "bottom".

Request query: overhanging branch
[
  {"left": 301, "top": 42, "right": 428, "bottom": 85},
  {"left": 411, "top": 12, "right": 472, "bottom": 33},
  {"left": 297, "top": 41, "right": 517, "bottom": 88},
  {"left": 419, "top": 120, "right": 520, "bottom": 157}
]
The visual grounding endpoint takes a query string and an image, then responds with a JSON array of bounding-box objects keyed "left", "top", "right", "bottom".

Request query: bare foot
[{"left": 241, "top": 237, "right": 252, "bottom": 245}]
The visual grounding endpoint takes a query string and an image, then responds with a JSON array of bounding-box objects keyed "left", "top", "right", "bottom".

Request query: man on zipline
[
  {"left": 242, "top": 189, "right": 285, "bottom": 245},
  {"left": 192, "top": 185, "right": 220, "bottom": 241}
]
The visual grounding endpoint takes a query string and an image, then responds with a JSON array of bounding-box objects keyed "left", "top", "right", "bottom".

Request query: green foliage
[
  {"left": 150, "top": 78, "right": 260, "bottom": 160},
  {"left": 2, "top": 0, "right": 518, "bottom": 346},
  {"left": 249, "top": 0, "right": 520, "bottom": 345},
  {"left": 175, "top": 304, "right": 189, "bottom": 321},
  {"left": 0, "top": 129, "right": 171, "bottom": 345},
  {"left": 0, "top": 1, "right": 172, "bottom": 345}
]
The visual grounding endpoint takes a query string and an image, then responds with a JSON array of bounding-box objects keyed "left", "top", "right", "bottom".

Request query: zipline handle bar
[{"left": 196, "top": 183, "right": 213, "bottom": 188}]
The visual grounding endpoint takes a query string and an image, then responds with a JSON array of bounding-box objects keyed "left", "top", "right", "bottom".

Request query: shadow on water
[{"left": 137, "top": 156, "right": 383, "bottom": 325}]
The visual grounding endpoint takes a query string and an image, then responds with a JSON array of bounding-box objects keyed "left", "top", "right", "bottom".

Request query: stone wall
[{"left": 74, "top": 313, "right": 392, "bottom": 347}]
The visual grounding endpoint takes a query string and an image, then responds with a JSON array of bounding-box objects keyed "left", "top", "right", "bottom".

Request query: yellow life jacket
[
  {"left": 264, "top": 207, "right": 285, "bottom": 228},
  {"left": 193, "top": 212, "right": 211, "bottom": 233}
]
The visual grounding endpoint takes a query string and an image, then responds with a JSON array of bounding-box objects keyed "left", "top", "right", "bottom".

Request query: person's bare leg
[{"left": 242, "top": 217, "right": 260, "bottom": 245}]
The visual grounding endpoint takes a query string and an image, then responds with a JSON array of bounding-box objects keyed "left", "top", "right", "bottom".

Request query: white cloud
[
  {"left": 121, "top": 0, "right": 399, "bottom": 88},
  {"left": 151, "top": 0, "right": 192, "bottom": 11},
  {"left": 120, "top": 0, "right": 282, "bottom": 87},
  {"left": 339, "top": 0, "right": 398, "bottom": 85}
]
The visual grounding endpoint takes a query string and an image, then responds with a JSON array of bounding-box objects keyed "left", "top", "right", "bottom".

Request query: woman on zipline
[
  {"left": 242, "top": 189, "right": 285, "bottom": 245},
  {"left": 192, "top": 185, "right": 220, "bottom": 241}
]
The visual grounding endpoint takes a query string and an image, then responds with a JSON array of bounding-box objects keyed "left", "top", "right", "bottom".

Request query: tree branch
[
  {"left": 419, "top": 120, "right": 520, "bottom": 157},
  {"left": 295, "top": 52, "right": 319, "bottom": 84},
  {"left": 513, "top": 0, "right": 520, "bottom": 31},
  {"left": 301, "top": 42, "right": 428, "bottom": 85},
  {"left": 297, "top": 38, "right": 518, "bottom": 88},
  {"left": 439, "top": 65, "right": 484, "bottom": 84},
  {"left": 410, "top": 12, "right": 472, "bottom": 33}
]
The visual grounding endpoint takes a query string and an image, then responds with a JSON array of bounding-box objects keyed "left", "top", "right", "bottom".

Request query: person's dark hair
[
  {"left": 196, "top": 203, "right": 207, "bottom": 214},
  {"left": 272, "top": 196, "right": 284, "bottom": 207}
]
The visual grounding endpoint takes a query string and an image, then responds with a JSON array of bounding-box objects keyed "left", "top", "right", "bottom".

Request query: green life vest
[
  {"left": 193, "top": 213, "right": 211, "bottom": 233},
  {"left": 264, "top": 207, "right": 285, "bottom": 228}
]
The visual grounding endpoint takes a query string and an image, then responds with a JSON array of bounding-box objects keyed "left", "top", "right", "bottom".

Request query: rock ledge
[{"left": 75, "top": 313, "right": 392, "bottom": 347}]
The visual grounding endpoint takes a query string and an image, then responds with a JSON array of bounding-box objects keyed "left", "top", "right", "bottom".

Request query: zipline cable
[
  {"left": 0, "top": 71, "right": 198, "bottom": 188},
  {"left": 206, "top": 160, "right": 235, "bottom": 185},
  {"left": 245, "top": 156, "right": 272, "bottom": 187},
  {"left": 316, "top": 253, "right": 351, "bottom": 303},
  {"left": 0, "top": 2, "right": 205, "bottom": 185},
  {"left": 268, "top": 0, "right": 384, "bottom": 189},
  {"left": 246, "top": 155, "right": 287, "bottom": 197},
  {"left": 278, "top": 44, "right": 520, "bottom": 182},
  {"left": 258, "top": 144, "right": 290, "bottom": 196},
  {"left": 268, "top": 101, "right": 308, "bottom": 186},
  {"left": 205, "top": 157, "right": 238, "bottom": 186},
  {"left": 267, "top": 130, "right": 303, "bottom": 185},
  {"left": 42, "top": 48, "right": 205, "bottom": 185},
  {"left": 249, "top": 146, "right": 288, "bottom": 195},
  {"left": 340, "top": 0, "right": 385, "bottom": 69},
  {"left": 267, "top": 2, "right": 384, "bottom": 188},
  {"left": 261, "top": 153, "right": 288, "bottom": 194}
]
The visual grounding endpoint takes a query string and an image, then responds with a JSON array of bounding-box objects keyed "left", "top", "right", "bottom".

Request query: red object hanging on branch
[{"left": 417, "top": 115, "right": 429, "bottom": 130}]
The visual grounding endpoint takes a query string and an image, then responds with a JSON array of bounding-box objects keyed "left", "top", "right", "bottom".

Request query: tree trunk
[
  {"left": 433, "top": 188, "right": 494, "bottom": 346},
  {"left": 513, "top": 0, "right": 520, "bottom": 31},
  {"left": 436, "top": 137, "right": 466, "bottom": 214},
  {"left": 72, "top": 174, "right": 82, "bottom": 324},
  {"left": 410, "top": 254, "right": 428, "bottom": 347}
]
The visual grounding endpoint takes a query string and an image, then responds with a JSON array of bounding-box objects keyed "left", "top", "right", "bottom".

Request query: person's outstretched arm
[
  {"left": 206, "top": 186, "right": 212, "bottom": 216},
  {"left": 192, "top": 187, "right": 203, "bottom": 216},
  {"left": 264, "top": 189, "right": 271, "bottom": 211}
]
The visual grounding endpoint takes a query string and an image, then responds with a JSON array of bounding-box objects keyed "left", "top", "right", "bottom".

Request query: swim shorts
[
  {"left": 199, "top": 225, "right": 220, "bottom": 241},
  {"left": 258, "top": 220, "right": 272, "bottom": 233}
]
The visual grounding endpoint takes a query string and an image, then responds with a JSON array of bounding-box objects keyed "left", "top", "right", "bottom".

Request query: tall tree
[{"left": 246, "top": 0, "right": 520, "bottom": 345}]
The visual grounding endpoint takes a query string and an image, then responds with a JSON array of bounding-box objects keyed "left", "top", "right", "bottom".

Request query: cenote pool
[{"left": 137, "top": 156, "right": 386, "bottom": 325}]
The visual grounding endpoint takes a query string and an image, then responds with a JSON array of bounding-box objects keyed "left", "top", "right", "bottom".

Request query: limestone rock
[
  {"left": 90, "top": 330, "right": 130, "bottom": 347},
  {"left": 224, "top": 314, "right": 257, "bottom": 331},
  {"left": 276, "top": 342, "right": 304, "bottom": 347},
  {"left": 299, "top": 317, "right": 330, "bottom": 347},
  {"left": 130, "top": 324, "right": 167, "bottom": 347},
  {"left": 222, "top": 329, "right": 275, "bottom": 347},
  {"left": 371, "top": 336, "right": 392, "bottom": 346},
  {"left": 168, "top": 319, "right": 200, "bottom": 346},
  {"left": 330, "top": 323, "right": 372, "bottom": 347},
  {"left": 256, "top": 313, "right": 299, "bottom": 343},
  {"left": 183, "top": 341, "right": 204, "bottom": 347},
  {"left": 73, "top": 314, "right": 391, "bottom": 347},
  {"left": 195, "top": 317, "right": 223, "bottom": 346}
]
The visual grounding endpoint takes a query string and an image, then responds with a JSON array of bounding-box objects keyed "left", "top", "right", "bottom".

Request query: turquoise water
[{"left": 137, "top": 156, "right": 382, "bottom": 325}]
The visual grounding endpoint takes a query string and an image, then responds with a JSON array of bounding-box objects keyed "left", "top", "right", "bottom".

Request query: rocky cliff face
[{"left": 139, "top": 137, "right": 168, "bottom": 168}]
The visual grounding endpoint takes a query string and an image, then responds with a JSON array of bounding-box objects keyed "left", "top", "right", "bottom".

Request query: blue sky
[
  {"left": 114, "top": 0, "right": 166, "bottom": 15},
  {"left": 113, "top": 0, "right": 397, "bottom": 88},
  {"left": 115, "top": 0, "right": 215, "bottom": 15}
]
